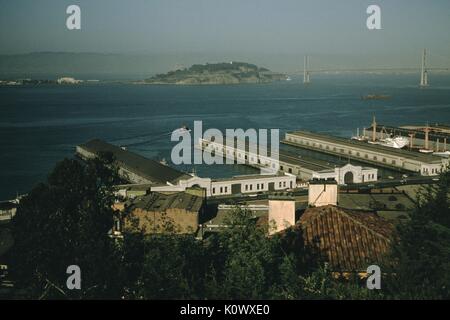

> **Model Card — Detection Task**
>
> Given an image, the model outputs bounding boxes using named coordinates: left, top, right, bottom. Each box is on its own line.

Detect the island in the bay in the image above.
left=140, top=61, right=287, bottom=85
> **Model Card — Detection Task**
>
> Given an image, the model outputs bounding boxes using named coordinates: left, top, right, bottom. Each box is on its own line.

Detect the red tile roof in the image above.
left=298, top=205, right=395, bottom=271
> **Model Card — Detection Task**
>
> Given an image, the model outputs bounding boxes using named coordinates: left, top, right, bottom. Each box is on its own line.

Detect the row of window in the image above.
left=212, top=186, right=228, bottom=195
left=423, top=167, right=441, bottom=175
left=211, top=180, right=294, bottom=195
left=245, top=183, right=265, bottom=191
left=279, top=165, right=294, bottom=174
left=365, top=173, right=376, bottom=180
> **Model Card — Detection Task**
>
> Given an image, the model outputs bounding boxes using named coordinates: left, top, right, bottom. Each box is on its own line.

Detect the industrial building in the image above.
left=198, top=138, right=378, bottom=184
left=283, top=130, right=448, bottom=176
left=117, top=188, right=206, bottom=235
left=77, top=139, right=298, bottom=199
left=122, top=172, right=297, bottom=198
left=76, top=139, right=191, bottom=184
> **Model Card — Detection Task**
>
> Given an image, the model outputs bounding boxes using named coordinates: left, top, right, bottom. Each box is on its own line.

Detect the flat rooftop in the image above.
left=201, top=136, right=335, bottom=172
left=127, top=191, right=204, bottom=213
left=78, top=139, right=191, bottom=184
left=213, top=172, right=288, bottom=182
left=279, top=150, right=335, bottom=171
left=286, top=130, right=444, bottom=164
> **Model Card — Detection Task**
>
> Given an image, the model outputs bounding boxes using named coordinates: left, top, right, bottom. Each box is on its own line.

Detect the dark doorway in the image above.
left=231, top=184, right=241, bottom=195
left=344, top=171, right=354, bottom=184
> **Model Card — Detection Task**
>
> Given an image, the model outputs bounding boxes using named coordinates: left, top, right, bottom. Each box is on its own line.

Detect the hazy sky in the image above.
left=1, top=0, right=450, bottom=70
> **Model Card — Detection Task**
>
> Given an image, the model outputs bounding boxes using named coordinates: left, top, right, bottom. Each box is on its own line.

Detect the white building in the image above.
left=312, top=163, right=378, bottom=185
left=57, top=77, right=82, bottom=84
left=198, top=138, right=378, bottom=185
left=150, top=172, right=297, bottom=197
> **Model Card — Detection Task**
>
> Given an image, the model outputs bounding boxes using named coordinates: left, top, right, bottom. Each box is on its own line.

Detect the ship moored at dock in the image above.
left=283, top=130, right=448, bottom=176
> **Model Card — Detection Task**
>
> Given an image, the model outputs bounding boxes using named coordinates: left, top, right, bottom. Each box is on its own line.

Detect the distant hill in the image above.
left=142, top=62, right=286, bottom=85
left=0, top=52, right=177, bottom=79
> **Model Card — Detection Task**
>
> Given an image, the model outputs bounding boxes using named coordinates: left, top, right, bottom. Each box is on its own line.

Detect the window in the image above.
left=245, top=185, right=248, bottom=191
left=250, top=185, right=253, bottom=191
left=391, top=160, right=396, bottom=165
left=225, top=186, right=228, bottom=193
left=212, top=188, right=216, bottom=194
left=261, top=183, right=264, bottom=189
left=220, top=187, right=223, bottom=193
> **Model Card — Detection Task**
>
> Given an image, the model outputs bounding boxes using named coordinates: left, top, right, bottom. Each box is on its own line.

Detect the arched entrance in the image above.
left=344, top=171, right=354, bottom=184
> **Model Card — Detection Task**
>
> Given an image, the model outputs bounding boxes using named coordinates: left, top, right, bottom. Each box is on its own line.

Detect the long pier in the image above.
left=283, top=131, right=448, bottom=176
left=198, top=138, right=378, bottom=184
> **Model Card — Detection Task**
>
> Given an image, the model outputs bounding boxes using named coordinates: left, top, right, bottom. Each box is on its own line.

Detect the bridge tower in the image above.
left=303, top=55, right=311, bottom=84
left=420, top=49, right=429, bottom=87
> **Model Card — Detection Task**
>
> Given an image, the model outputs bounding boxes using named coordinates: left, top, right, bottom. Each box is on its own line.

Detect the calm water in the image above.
left=1, top=73, right=450, bottom=199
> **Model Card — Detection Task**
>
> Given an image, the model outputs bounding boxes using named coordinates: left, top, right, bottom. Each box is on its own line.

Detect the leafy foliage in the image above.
left=384, top=170, right=450, bottom=299
left=10, top=158, right=124, bottom=299
left=8, top=157, right=450, bottom=299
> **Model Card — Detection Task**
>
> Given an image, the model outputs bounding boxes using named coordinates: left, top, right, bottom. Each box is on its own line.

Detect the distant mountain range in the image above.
left=0, top=52, right=185, bottom=79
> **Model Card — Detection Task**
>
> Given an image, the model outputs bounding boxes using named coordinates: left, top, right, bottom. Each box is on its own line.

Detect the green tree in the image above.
left=10, top=158, right=124, bottom=299
left=385, top=169, right=450, bottom=299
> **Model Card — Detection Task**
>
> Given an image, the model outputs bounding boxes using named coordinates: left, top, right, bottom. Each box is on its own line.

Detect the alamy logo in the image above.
left=66, top=265, right=81, bottom=290
left=66, top=5, right=81, bottom=30
left=171, top=121, right=280, bottom=174
left=366, top=265, right=381, bottom=290
left=366, top=5, right=381, bottom=30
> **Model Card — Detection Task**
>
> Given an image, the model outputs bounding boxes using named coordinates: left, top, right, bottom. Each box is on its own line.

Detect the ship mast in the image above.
left=372, top=116, right=377, bottom=142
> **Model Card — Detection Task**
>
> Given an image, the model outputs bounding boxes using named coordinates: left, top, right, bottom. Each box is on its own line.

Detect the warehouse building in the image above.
left=198, top=137, right=378, bottom=184
left=283, top=130, right=448, bottom=176
left=76, top=139, right=191, bottom=184
left=150, top=172, right=297, bottom=197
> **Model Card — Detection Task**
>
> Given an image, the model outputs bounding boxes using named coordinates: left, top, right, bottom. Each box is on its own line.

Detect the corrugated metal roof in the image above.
left=78, top=139, right=191, bottom=184
left=128, top=191, right=204, bottom=213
